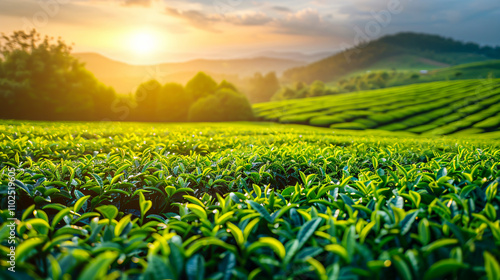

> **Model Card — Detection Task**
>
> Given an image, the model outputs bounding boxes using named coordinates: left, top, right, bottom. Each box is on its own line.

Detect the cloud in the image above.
left=121, top=0, right=152, bottom=7
left=164, top=7, right=345, bottom=38
left=1, top=0, right=500, bottom=55
left=165, top=8, right=272, bottom=32
left=165, top=8, right=221, bottom=32
left=273, top=8, right=343, bottom=36
left=271, top=6, right=292, bottom=13
left=225, top=12, right=272, bottom=25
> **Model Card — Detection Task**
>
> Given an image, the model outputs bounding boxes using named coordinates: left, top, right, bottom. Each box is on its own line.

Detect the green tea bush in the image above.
left=377, top=123, right=408, bottom=131
left=255, top=80, right=500, bottom=136
left=352, top=118, right=378, bottom=128
left=474, top=113, right=500, bottom=129
left=309, top=115, right=346, bottom=126
left=279, top=113, right=326, bottom=124
left=330, top=122, right=367, bottom=130
left=1, top=121, right=500, bottom=279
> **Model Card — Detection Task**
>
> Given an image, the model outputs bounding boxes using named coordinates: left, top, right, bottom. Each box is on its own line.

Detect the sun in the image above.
left=129, top=31, right=158, bottom=55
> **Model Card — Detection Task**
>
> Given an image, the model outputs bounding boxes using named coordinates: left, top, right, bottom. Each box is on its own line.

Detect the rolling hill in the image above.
left=246, top=51, right=334, bottom=63
left=283, top=32, right=500, bottom=84
left=74, top=53, right=307, bottom=94
left=426, top=60, right=500, bottom=80
left=254, top=79, right=500, bottom=138
left=321, top=60, right=500, bottom=94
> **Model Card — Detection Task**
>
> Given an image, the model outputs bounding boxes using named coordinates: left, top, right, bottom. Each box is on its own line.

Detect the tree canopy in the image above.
left=247, top=72, right=280, bottom=103
left=132, top=72, right=254, bottom=122
left=188, top=88, right=254, bottom=122
left=0, top=30, right=116, bottom=121
left=157, top=82, right=191, bottom=122
left=133, top=79, right=162, bottom=121
left=185, top=72, right=218, bottom=100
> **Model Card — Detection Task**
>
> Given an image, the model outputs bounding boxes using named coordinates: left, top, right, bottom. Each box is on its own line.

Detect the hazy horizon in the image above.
left=73, top=49, right=338, bottom=65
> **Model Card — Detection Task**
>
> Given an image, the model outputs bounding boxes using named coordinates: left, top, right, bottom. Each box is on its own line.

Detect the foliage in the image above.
left=0, top=121, right=500, bottom=279
left=246, top=72, right=280, bottom=103
left=157, top=83, right=192, bottom=122
left=272, top=81, right=339, bottom=101
left=185, top=72, right=218, bottom=100
left=188, top=88, right=254, bottom=122
left=134, top=80, right=163, bottom=121
left=0, top=30, right=117, bottom=121
left=217, top=80, right=238, bottom=92
left=275, top=60, right=500, bottom=101
left=131, top=74, right=253, bottom=122
left=255, top=79, right=500, bottom=137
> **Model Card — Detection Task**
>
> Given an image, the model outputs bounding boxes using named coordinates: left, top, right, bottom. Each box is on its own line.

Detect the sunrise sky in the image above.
left=1, top=0, right=499, bottom=65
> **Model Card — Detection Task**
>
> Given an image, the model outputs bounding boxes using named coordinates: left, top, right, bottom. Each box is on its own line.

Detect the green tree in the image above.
left=272, top=87, right=297, bottom=101
left=188, top=88, right=253, bottom=122
left=185, top=72, right=217, bottom=100
left=248, top=72, right=280, bottom=103
left=133, top=79, right=162, bottom=121
left=307, top=80, right=326, bottom=97
left=217, top=80, right=238, bottom=92
left=157, top=82, right=191, bottom=122
left=293, top=82, right=309, bottom=98
left=0, top=29, right=116, bottom=121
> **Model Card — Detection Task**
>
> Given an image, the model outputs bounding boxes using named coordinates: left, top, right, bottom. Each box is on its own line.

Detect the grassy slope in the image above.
left=389, top=60, right=500, bottom=87
left=429, top=60, right=500, bottom=79
left=254, top=79, right=500, bottom=137
left=325, top=60, right=500, bottom=89
left=365, top=53, right=491, bottom=71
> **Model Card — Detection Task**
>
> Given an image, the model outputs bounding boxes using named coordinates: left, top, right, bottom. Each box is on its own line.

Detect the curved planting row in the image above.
left=254, top=79, right=500, bottom=136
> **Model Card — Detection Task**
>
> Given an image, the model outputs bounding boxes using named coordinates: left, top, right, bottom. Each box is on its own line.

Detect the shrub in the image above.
left=247, top=72, right=280, bottom=103
left=353, top=118, right=378, bottom=128
left=188, top=89, right=254, bottom=122
left=157, top=82, right=192, bottom=122
left=279, top=112, right=325, bottom=123
left=474, top=114, right=500, bottom=129
left=217, top=80, right=238, bottom=92
left=309, top=115, right=346, bottom=126
left=378, top=123, right=408, bottom=131
left=185, top=72, right=218, bottom=100
left=134, top=80, right=162, bottom=121
left=407, top=123, right=438, bottom=133
left=330, top=122, right=367, bottom=130
left=272, top=87, right=298, bottom=101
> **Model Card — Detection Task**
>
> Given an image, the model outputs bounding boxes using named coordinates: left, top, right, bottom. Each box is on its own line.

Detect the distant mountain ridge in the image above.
left=283, top=32, right=500, bottom=83
left=73, top=53, right=307, bottom=94
left=246, top=51, right=334, bottom=63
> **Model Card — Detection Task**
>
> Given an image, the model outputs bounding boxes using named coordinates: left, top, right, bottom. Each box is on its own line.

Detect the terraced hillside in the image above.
left=254, top=79, right=500, bottom=138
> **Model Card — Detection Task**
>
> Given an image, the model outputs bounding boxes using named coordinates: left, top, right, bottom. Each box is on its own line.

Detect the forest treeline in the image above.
left=129, top=73, right=253, bottom=122
left=0, top=30, right=254, bottom=122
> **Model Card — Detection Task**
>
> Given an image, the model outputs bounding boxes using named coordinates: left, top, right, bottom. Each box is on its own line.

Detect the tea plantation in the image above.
left=254, top=79, right=500, bottom=137
left=1, top=121, right=500, bottom=279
